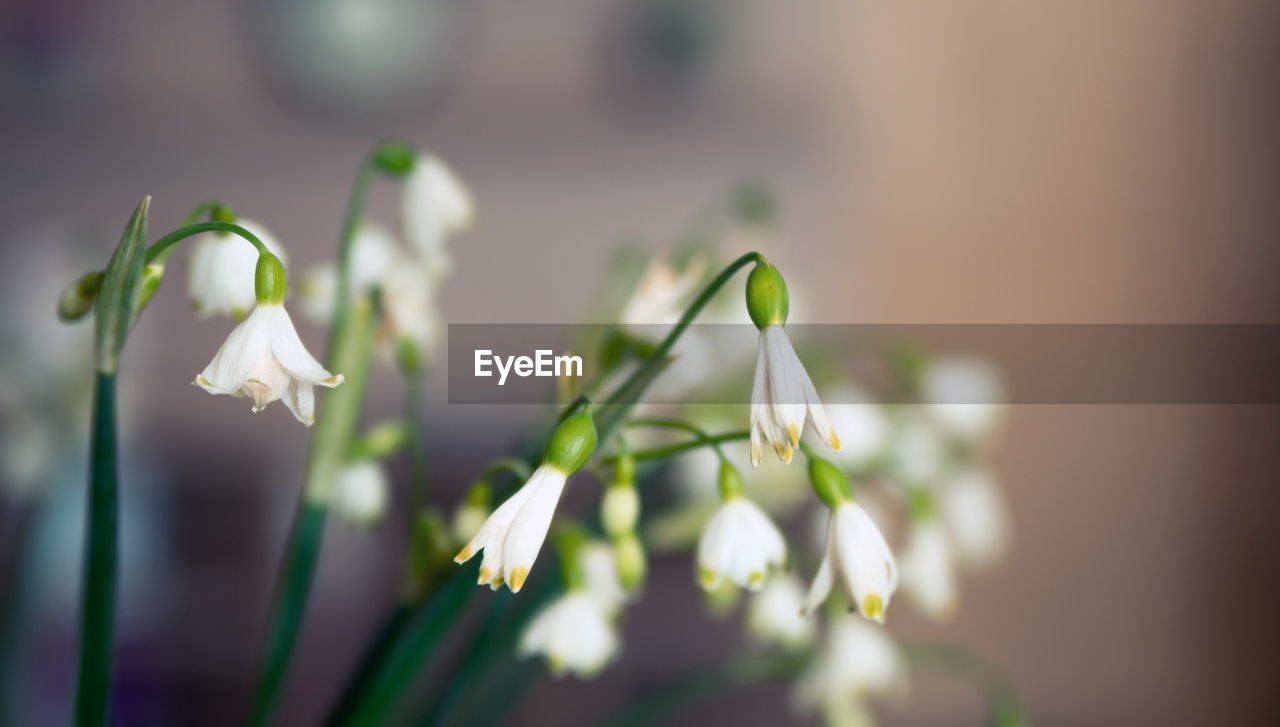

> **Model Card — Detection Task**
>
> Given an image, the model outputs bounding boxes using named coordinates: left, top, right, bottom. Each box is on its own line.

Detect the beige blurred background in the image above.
left=2, top=0, right=1278, bottom=725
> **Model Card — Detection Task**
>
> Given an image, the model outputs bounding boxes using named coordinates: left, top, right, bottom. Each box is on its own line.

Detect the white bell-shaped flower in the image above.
left=455, top=464, right=567, bottom=592
left=803, top=501, right=898, bottom=623
left=297, top=223, right=398, bottom=324
left=332, top=461, right=389, bottom=529
left=188, top=219, right=287, bottom=320
left=746, top=572, right=814, bottom=648
left=519, top=590, right=619, bottom=678
left=899, top=519, right=958, bottom=619
left=580, top=541, right=628, bottom=614
left=195, top=302, right=343, bottom=426
left=792, top=613, right=906, bottom=722
left=380, top=255, right=442, bottom=362
left=750, top=325, right=840, bottom=465
left=697, top=491, right=787, bottom=591
left=402, top=153, right=475, bottom=279
left=941, top=466, right=1010, bottom=569
left=922, top=356, right=1006, bottom=443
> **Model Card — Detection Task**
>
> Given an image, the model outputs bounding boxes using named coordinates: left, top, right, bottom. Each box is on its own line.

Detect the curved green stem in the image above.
left=627, top=417, right=730, bottom=464
left=602, top=430, right=750, bottom=464
left=478, top=458, right=533, bottom=484
left=593, top=251, right=763, bottom=442
left=328, top=159, right=375, bottom=362
left=181, top=200, right=231, bottom=226
left=73, top=372, right=118, bottom=727
left=144, top=221, right=269, bottom=264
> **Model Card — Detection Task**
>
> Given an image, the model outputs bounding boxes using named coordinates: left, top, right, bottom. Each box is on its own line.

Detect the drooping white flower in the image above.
left=402, top=154, right=475, bottom=279
left=746, top=572, right=814, bottom=648
left=922, top=356, right=1006, bottom=443
left=899, top=520, right=958, bottom=619
left=940, top=466, right=1010, bottom=569
left=379, top=255, right=442, bottom=361
left=803, top=501, right=898, bottom=623
left=620, top=257, right=706, bottom=330
left=750, top=325, right=840, bottom=465
left=195, top=303, right=343, bottom=426
left=580, top=541, right=628, bottom=614
left=297, top=223, right=398, bottom=324
left=188, top=219, right=287, bottom=320
left=792, top=613, right=906, bottom=723
left=697, top=495, right=787, bottom=591
left=332, top=461, right=389, bottom=529
left=455, top=464, right=569, bottom=592
left=824, top=385, right=890, bottom=471
left=886, top=410, right=950, bottom=486
left=519, top=590, right=619, bottom=678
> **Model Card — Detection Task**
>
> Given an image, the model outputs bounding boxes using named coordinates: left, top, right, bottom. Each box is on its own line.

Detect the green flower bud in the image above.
left=254, top=252, right=287, bottom=305
left=614, top=533, right=648, bottom=592
left=613, top=451, right=635, bottom=487
left=542, top=408, right=597, bottom=474
left=807, top=456, right=852, bottom=508
left=373, top=140, right=416, bottom=176
left=906, top=487, right=936, bottom=522
left=210, top=204, right=237, bottom=224
left=745, top=261, right=788, bottom=329
left=57, top=271, right=103, bottom=321
left=717, top=460, right=745, bottom=500
left=348, top=419, right=410, bottom=459
left=602, top=481, right=640, bottom=538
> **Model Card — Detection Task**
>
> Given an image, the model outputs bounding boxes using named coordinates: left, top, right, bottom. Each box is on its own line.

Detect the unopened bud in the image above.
left=254, top=253, right=287, bottom=305
left=57, top=271, right=103, bottom=321
left=745, top=261, right=789, bottom=329
left=602, top=482, right=640, bottom=537
left=542, top=408, right=597, bottom=474
left=614, top=533, right=647, bottom=592
left=807, top=456, right=852, bottom=509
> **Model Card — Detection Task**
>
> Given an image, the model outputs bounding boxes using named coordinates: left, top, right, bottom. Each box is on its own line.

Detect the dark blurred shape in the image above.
left=0, top=0, right=96, bottom=104
left=596, top=0, right=725, bottom=114
left=243, top=0, right=472, bottom=129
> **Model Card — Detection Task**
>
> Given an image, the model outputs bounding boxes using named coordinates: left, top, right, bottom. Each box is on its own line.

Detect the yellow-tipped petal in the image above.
left=509, top=567, right=529, bottom=592
left=321, top=374, right=344, bottom=387
left=750, top=442, right=763, bottom=467
left=828, top=430, right=842, bottom=451
left=477, top=566, right=491, bottom=584
left=454, top=545, right=473, bottom=563
left=699, top=566, right=719, bottom=590
left=861, top=593, right=885, bottom=622
left=786, top=423, right=800, bottom=448
left=489, top=576, right=504, bottom=590
left=748, top=571, right=764, bottom=588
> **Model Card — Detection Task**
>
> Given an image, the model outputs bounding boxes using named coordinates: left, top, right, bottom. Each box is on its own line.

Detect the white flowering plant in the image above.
left=44, top=142, right=1029, bottom=727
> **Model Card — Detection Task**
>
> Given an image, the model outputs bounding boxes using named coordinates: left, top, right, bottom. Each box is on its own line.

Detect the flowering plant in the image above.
left=49, top=141, right=1027, bottom=727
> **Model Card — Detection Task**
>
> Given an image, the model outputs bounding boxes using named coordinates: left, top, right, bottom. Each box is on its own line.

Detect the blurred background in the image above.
left=2, top=0, right=1280, bottom=725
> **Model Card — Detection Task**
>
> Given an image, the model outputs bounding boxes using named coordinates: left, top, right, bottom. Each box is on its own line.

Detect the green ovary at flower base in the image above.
left=454, top=407, right=598, bottom=593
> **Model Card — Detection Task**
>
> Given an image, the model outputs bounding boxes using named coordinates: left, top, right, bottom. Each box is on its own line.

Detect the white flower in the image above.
left=402, top=154, right=474, bottom=279
left=887, top=410, right=949, bottom=486
left=746, top=573, right=814, bottom=648
left=940, top=466, right=1010, bottom=569
left=792, top=613, right=906, bottom=723
left=824, top=385, right=890, bottom=470
left=188, top=219, right=287, bottom=319
left=332, top=461, right=389, bottom=528
left=697, top=496, right=787, bottom=591
left=519, top=591, right=619, bottom=678
left=899, top=520, right=958, bottom=619
left=804, top=501, right=898, bottom=623
left=922, top=356, right=1006, bottom=443
left=620, top=258, right=705, bottom=330
left=750, top=325, right=840, bottom=465
left=297, top=223, right=398, bottom=324
left=194, top=303, right=343, bottom=426
left=580, top=542, right=628, bottom=614
left=379, top=255, right=442, bottom=361
left=454, top=464, right=568, bottom=592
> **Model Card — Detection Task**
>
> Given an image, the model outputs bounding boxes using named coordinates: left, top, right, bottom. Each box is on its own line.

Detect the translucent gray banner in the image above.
left=445, top=324, right=1280, bottom=405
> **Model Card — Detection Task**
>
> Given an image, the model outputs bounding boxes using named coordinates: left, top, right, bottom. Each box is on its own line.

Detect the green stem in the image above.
left=627, top=417, right=730, bottom=464
left=478, top=458, right=533, bottom=484
left=403, top=366, right=429, bottom=514
left=328, top=159, right=375, bottom=363
left=246, top=300, right=378, bottom=726
left=73, top=372, right=118, bottom=727
left=602, top=430, right=750, bottom=464
left=593, top=251, right=763, bottom=443
left=144, top=221, right=270, bottom=264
